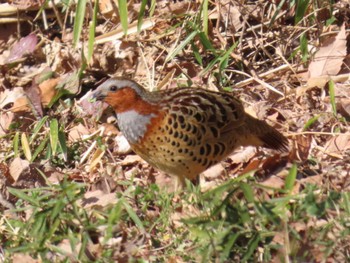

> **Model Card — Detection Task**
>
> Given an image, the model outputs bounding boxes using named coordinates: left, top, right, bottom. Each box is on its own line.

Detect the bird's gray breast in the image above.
left=117, top=110, right=155, bottom=144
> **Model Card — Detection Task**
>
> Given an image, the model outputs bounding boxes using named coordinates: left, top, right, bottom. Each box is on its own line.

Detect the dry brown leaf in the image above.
left=240, top=159, right=262, bottom=175
left=11, top=253, right=39, bottom=263
left=289, top=134, right=312, bottom=162
left=338, top=98, right=350, bottom=119
left=0, top=87, right=26, bottom=111
left=299, top=174, right=323, bottom=187
left=259, top=176, right=285, bottom=194
left=0, top=111, right=14, bottom=135
left=308, top=24, right=347, bottom=79
left=324, top=134, right=350, bottom=155
left=46, top=171, right=65, bottom=185
left=99, top=0, right=117, bottom=15
left=39, top=77, right=59, bottom=105
left=8, top=0, right=44, bottom=9
left=1, top=77, right=58, bottom=114
left=26, top=79, right=43, bottom=118
left=219, top=0, right=242, bottom=32
left=80, top=190, right=118, bottom=208
left=68, top=123, right=90, bottom=142
left=121, top=155, right=144, bottom=166
left=5, top=33, right=38, bottom=63
left=9, top=157, right=30, bottom=182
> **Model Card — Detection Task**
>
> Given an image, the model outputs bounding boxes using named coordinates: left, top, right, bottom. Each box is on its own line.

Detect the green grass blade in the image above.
left=328, top=79, right=337, bottom=116
left=73, top=0, right=87, bottom=48
left=285, top=163, right=297, bottom=193
left=197, top=31, right=214, bottom=50
left=191, top=42, right=203, bottom=66
left=30, top=115, right=49, bottom=144
left=58, top=131, right=68, bottom=161
left=343, top=192, right=350, bottom=214
left=87, top=0, right=98, bottom=63
left=31, top=136, right=49, bottom=162
left=137, top=0, right=147, bottom=32
left=104, top=200, right=123, bottom=242
left=240, top=182, right=255, bottom=203
left=303, top=115, right=320, bottom=131
left=13, top=132, right=19, bottom=157
left=241, top=233, right=260, bottom=262
left=118, top=0, right=128, bottom=35
left=49, top=119, right=59, bottom=156
left=149, top=0, right=156, bottom=17
left=270, top=0, right=287, bottom=26
left=300, top=33, right=309, bottom=63
left=7, top=188, right=40, bottom=206
left=219, top=43, right=237, bottom=72
left=295, top=0, right=310, bottom=25
left=165, top=30, right=198, bottom=63
left=123, top=199, right=145, bottom=232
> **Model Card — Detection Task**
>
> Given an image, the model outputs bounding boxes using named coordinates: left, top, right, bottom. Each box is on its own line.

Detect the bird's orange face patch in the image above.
left=104, top=87, right=159, bottom=115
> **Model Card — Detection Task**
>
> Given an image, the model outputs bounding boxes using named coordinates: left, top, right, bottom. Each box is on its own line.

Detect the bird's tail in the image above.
left=240, top=114, right=289, bottom=152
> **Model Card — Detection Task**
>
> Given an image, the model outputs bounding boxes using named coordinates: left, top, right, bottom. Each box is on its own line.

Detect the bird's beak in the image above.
left=91, top=90, right=105, bottom=101
left=91, top=83, right=108, bottom=101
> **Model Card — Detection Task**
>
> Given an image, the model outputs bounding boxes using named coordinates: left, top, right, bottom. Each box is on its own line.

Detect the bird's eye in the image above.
left=110, top=85, right=118, bottom=91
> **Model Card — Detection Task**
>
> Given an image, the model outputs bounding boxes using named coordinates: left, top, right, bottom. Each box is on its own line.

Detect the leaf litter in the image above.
left=0, top=0, right=349, bottom=261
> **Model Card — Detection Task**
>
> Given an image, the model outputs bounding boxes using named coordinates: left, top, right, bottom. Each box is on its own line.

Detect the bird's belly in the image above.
left=131, top=143, right=206, bottom=180
left=130, top=135, right=229, bottom=180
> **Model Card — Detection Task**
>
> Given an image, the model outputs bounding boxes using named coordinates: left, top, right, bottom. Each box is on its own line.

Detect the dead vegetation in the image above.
left=0, top=0, right=350, bottom=262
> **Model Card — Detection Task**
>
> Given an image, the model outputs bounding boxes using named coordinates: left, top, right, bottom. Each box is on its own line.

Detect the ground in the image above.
left=0, top=0, right=350, bottom=262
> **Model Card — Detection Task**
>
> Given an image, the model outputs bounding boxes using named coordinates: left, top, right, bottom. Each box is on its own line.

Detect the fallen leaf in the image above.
left=25, top=79, right=43, bottom=118
left=11, top=253, right=39, bottom=263
left=338, top=98, right=350, bottom=119
left=68, top=123, right=90, bottom=141
left=308, top=24, right=347, bottom=78
left=80, top=190, right=118, bottom=208
left=219, top=0, right=242, bottom=32
left=6, top=33, right=38, bottom=63
left=9, top=157, right=30, bottom=182
left=0, top=162, right=13, bottom=184
left=0, top=111, right=14, bottom=135
left=39, top=77, right=60, bottom=105
left=299, top=174, right=323, bottom=187
left=259, top=176, right=285, bottom=194
left=99, top=0, right=117, bottom=15
left=121, top=155, right=144, bottom=166
left=289, top=134, right=312, bottom=162
left=324, top=134, right=350, bottom=155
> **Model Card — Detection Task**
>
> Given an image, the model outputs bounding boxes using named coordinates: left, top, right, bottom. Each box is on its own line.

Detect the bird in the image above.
left=92, top=78, right=289, bottom=187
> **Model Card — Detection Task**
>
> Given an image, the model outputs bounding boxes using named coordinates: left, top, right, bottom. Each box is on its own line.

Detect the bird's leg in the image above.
left=174, top=175, right=186, bottom=192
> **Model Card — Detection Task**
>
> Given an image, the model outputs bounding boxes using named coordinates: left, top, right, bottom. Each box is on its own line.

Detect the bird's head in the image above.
left=92, top=78, right=156, bottom=114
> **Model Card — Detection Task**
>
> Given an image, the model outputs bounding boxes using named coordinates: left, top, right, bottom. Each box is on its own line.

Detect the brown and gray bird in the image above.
left=93, top=78, right=288, bottom=186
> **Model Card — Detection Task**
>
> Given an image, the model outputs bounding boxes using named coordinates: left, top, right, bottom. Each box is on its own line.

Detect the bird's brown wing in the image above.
left=161, top=89, right=244, bottom=139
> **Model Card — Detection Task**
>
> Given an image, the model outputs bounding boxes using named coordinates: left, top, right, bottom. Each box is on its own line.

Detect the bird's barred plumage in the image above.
left=93, top=78, right=289, bottom=184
